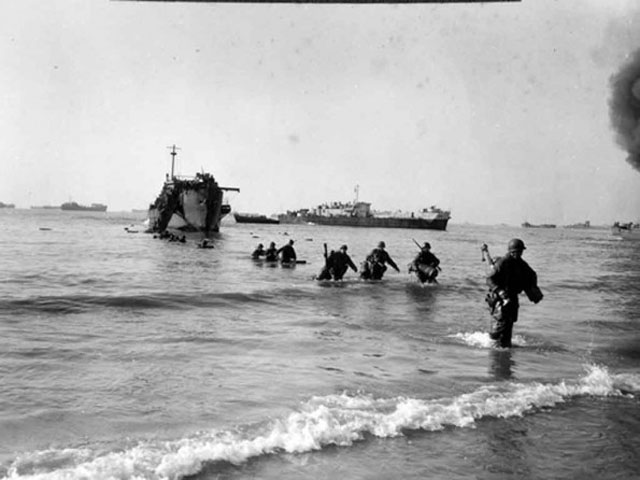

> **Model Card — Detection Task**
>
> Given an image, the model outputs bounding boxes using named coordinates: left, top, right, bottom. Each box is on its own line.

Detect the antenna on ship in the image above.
left=354, top=184, right=359, bottom=203
left=167, top=144, right=181, bottom=179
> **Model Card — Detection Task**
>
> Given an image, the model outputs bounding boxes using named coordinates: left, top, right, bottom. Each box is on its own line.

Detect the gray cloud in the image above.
left=609, top=48, right=640, bottom=173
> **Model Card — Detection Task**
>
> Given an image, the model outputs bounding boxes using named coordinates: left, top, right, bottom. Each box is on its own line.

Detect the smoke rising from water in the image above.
left=609, top=48, right=640, bottom=173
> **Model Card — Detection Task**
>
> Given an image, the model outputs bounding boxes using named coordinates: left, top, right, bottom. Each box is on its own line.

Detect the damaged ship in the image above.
left=146, top=146, right=240, bottom=234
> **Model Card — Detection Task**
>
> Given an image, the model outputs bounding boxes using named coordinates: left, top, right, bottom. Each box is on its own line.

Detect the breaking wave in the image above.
left=3, top=365, right=638, bottom=480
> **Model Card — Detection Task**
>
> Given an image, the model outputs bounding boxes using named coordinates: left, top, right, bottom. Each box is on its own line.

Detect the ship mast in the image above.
left=354, top=184, right=359, bottom=203
left=167, top=144, right=181, bottom=179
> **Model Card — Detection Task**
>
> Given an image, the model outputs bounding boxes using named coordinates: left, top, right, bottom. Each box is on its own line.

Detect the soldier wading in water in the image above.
left=409, top=241, right=441, bottom=284
left=482, top=238, right=543, bottom=348
left=360, top=241, right=400, bottom=280
left=317, top=244, right=358, bottom=281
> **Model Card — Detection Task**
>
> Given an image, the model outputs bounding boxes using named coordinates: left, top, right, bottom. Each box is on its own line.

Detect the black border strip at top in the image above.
left=113, top=1, right=520, bottom=4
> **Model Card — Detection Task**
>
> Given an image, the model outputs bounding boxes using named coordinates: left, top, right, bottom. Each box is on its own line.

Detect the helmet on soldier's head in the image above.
left=508, top=238, right=526, bottom=252
left=378, top=241, right=386, bottom=248
left=422, top=242, right=431, bottom=250
left=340, top=245, right=348, bottom=251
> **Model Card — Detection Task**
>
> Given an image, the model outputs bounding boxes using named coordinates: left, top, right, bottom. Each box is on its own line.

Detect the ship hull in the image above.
left=234, top=213, right=279, bottom=225
left=277, top=214, right=449, bottom=230
left=148, top=185, right=226, bottom=233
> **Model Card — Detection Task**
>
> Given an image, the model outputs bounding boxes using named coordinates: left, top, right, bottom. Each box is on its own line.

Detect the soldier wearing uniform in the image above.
left=317, top=244, right=358, bottom=281
left=277, top=240, right=297, bottom=263
left=484, top=238, right=543, bottom=348
left=265, top=242, right=278, bottom=262
left=360, top=241, right=400, bottom=280
left=409, top=242, right=440, bottom=284
left=251, top=243, right=265, bottom=259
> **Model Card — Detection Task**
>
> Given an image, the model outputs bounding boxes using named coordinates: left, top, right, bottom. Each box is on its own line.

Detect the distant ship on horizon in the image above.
left=522, top=221, right=556, bottom=228
left=0, top=202, right=15, bottom=209
left=563, top=221, right=590, bottom=229
left=61, top=202, right=107, bottom=212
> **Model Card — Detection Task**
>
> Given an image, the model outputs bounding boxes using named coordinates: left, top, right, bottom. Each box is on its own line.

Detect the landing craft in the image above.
left=146, top=145, right=239, bottom=234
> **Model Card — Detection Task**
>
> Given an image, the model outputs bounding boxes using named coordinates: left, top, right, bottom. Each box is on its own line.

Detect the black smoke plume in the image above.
left=609, top=48, right=640, bottom=173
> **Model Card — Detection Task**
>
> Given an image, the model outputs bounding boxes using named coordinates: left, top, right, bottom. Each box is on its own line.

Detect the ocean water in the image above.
left=1, top=208, right=639, bottom=480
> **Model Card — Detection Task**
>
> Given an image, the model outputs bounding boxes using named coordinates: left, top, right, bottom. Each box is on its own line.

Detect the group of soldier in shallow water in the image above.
left=251, top=239, right=440, bottom=283
left=251, top=237, right=543, bottom=349
left=251, top=239, right=298, bottom=263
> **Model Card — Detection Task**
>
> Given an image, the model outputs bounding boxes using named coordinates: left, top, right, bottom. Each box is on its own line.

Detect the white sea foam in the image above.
left=453, top=331, right=494, bottom=348
left=453, top=331, right=527, bottom=348
left=4, top=365, right=638, bottom=480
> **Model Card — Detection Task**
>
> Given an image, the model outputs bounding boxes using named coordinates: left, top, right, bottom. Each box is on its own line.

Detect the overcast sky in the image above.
left=2, top=0, right=640, bottom=225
